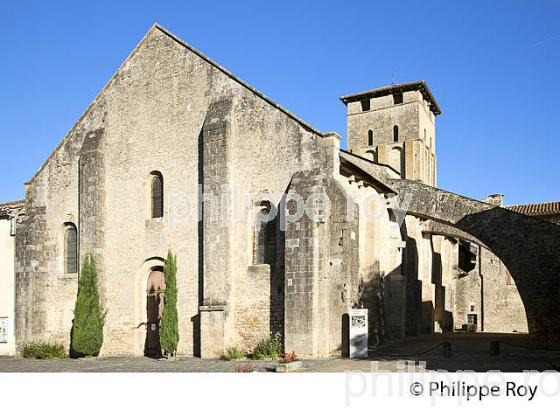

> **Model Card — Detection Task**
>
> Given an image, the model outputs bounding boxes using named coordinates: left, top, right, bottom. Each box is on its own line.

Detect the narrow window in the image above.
left=65, top=224, right=78, bottom=274
left=151, top=172, right=164, bottom=218
left=393, top=125, right=399, bottom=142
left=424, top=129, right=427, bottom=140
left=254, top=201, right=277, bottom=265
left=360, top=99, right=370, bottom=112
left=393, top=92, right=403, bottom=104
left=367, top=130, right=374, bottom=146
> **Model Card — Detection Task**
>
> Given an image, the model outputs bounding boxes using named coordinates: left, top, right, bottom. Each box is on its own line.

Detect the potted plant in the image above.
left=276, top=351, right=302, bottom=372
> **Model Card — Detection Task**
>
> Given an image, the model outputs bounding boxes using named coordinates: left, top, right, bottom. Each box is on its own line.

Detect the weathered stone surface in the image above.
left=387, top=179, right=560, bottom=337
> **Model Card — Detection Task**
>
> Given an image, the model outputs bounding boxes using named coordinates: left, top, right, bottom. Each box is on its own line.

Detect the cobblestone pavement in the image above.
left=2, top=333, right=559, bottom=373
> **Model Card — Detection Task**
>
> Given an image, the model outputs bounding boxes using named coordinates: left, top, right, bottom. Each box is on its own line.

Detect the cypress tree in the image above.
left=160, top=250, right=179, bottom=356
left=70, top=252, right=105, bottom=357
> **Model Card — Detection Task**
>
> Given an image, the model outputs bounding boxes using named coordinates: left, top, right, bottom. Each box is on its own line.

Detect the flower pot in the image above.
left=276, top=360, right=302, bottom=373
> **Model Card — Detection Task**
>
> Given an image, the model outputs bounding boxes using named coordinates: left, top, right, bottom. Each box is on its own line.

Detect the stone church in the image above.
left=1, top=24, right=559, bottom=358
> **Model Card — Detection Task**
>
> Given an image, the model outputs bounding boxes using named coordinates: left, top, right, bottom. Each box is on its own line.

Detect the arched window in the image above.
left=367, top=130, right=374, bottom=146
left=253, top=201, right=277, bottom=265
left=393, top=125, right=399, bottom=142
left=65, top=224, right=78, bottom=274
left=151, top=172, right=164, bottom=218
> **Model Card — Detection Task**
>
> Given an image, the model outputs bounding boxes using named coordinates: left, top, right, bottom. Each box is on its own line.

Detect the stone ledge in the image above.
left=199, top=305, right=226, bottom=312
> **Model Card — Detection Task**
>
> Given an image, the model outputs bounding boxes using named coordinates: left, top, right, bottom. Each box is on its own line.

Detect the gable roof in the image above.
left=27, top=24, right=324, bottom=185
left=339, top=80, right=441, bottom=115
left=506, top=201, right=560, bottom=217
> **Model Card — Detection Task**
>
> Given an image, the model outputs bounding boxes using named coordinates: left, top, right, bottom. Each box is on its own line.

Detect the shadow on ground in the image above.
left=2, top=333, right=559, bottom=373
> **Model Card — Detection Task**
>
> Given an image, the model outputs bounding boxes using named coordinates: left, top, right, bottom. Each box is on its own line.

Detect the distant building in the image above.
left=0, top=201, right=23, bottom=355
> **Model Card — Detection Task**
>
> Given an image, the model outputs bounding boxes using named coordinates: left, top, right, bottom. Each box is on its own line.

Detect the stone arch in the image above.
left=387, top=179, right=560, bottom=337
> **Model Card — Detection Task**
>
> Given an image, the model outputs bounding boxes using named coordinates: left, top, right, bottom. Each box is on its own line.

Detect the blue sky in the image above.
left=1, top=0, right=558, bottom=205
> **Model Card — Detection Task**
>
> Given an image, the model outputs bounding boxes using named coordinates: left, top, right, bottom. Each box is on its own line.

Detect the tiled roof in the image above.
left=506, top=201, right=560, bottom=217
left=339, top=80, right=442, bottom=115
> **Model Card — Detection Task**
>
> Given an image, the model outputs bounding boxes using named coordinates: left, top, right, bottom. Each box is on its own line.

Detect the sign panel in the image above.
left=349, top=309, right=368, bottom=359
left=0, top=317, right=8, bottom=343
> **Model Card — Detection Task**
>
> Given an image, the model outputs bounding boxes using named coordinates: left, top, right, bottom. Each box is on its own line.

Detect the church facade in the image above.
left=2, top=24, right=547, bottom=358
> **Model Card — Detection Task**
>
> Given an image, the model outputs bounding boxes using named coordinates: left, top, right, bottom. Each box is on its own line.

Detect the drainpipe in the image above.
left=11, top=215, right=17, bottom=353
left=478, top=246, right=484, bottom=332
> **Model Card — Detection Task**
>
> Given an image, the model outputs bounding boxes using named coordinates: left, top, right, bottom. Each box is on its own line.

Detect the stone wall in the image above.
left=480, top=248, right=528, bottom=333
left=15, top=25, right=325, bottom=357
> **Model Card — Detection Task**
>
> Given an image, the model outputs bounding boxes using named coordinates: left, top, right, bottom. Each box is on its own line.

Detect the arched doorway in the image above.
left=145, top=267, right=166, bottom=357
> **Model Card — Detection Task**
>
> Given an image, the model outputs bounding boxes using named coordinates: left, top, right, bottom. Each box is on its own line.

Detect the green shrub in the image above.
left=252, top=334, right=282, bottom=359
left=222, top=346, right=246, bottom=361
left=160, top=250, right=179, bottom=356
left=19, top=341, right=65, bottom=359
left=70, top=252, right=105, bottom=357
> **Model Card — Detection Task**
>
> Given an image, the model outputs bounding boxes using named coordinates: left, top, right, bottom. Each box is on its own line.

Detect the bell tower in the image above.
left=340, top=81, right=441, bottom=186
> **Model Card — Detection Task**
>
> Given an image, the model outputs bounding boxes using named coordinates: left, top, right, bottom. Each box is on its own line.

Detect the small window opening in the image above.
left=393, top=125, right=399, bottom=142
left=367, top=130, right=374, bottom=146
left=253, top=201, right=277, bottom=265
left=65, top=224, right=78, bottom=274
left=393, top=93, right=403, bottom=104
left=151, top=172, right=164, bottom=218
left=361, top=99, right=370, bottom=112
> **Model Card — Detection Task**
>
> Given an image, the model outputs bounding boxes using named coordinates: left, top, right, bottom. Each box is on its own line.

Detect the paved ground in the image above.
left=308, top=333, right=560, bottom=372
left=2, top=333, right=559, bottom=372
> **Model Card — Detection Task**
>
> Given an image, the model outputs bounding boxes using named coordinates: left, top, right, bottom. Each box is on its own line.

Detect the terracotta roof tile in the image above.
left=506, top=201, right=560, bottom=217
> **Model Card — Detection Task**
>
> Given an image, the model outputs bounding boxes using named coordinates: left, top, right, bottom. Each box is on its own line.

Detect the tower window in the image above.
left=393, top=125, right=399, bottom=142
left=361, top=99, right=370, bottom=112
left=367, top=130, right=374, bottom=146
left=393, top=93, right=403, bottom=105
left=150, top=172, right=164, bottom=218
left=65, top=224, right=78, bottom=274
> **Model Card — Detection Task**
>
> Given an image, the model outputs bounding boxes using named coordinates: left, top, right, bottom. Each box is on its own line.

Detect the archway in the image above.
left=145, top=267, right=166, bottom=357
left=388, top=178, right=560, bottom=338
